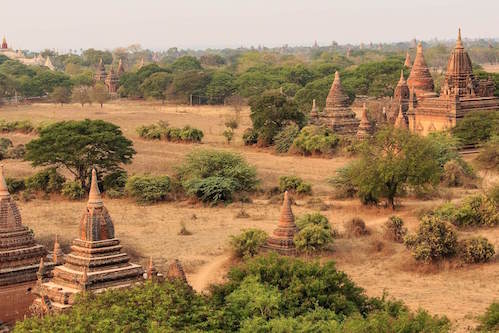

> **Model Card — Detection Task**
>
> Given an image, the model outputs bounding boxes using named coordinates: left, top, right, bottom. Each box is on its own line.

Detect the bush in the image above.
left=179, top=126, right=203, bottom=143
left=296, top=212, right=331, bottom=231
left=242, top=128, right=258, bottom=145
left=137, top=122, right=203, bottom=143
left=178, top=150, right=258, bottom=204
left=488, top=185, right=499, bottom=206
left=125, top=175, right=171, bottom=204
left=225, top=118, right=238, bottom=130
left=0, top=120, right=34, bottom=134
left=0, top=137, right=12, bottom=150
left=6, top=144, right=26, bottom=159
left=6, top=178, right=25, bottom=194
left=476, top=136, right=499, bottom=172
left=230, top=229, right=268, bottom=258
left=102, top=170, right=127, bottom=192
left=61, top=181, right=85, bottom=200
left=451, top=110, right=499, bottom=145
left=383, top=216, right=408, bottom=243
left=223, top=128, right=234, bottom=144
left=458, top=237, right=495, bottom=264
left=291, top=125, right=339, bottom=156
left=404, top=216, right=458, bottom=263
left=274, top=124, right=299, bottom=153
left=329, top=165, right=357, bottom=199
left=432, top=195, right=498, bottom=228
left=137, top=124, right=164, bottom=140
left=278, top=175, right=312, bottom=195
left=441, top=160, right=474, bottom=187
left=25, top=168, right=66, bottom=193
left=344, top=218, right=369, bottom=237
left=294, top=225, right=333, bottom=254
left=476, top=302, right=499, bottom=332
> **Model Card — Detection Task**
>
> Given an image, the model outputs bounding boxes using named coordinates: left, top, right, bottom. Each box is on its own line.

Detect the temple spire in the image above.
left=0, top=165, right=10, bottom=197
left=278, top=191, right=294, bottom=227
left=404, top=51, right=412, bottom=67
left=87, top=169, right=103, bottom=208
left=399, top=69, right=405, bottom=83
left=456, top=28, right=463, bottom=48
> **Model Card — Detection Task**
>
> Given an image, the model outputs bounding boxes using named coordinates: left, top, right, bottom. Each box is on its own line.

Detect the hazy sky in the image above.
left=3, top=0, right=498, bottom=51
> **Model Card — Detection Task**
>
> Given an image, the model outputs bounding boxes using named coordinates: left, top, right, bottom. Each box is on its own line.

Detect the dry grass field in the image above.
left=0, top=101, right=497, bottom=332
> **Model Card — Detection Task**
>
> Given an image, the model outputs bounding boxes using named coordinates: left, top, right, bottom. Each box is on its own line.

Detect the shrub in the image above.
left=0, top=137, right=13, bottom=150
left=230, top=228, right=268, bottom=258
left=451, top=110, right=499, bottom=145
left=177, top=150, right=258, bottom=204
left=291, top=125, right=339, bottom=156
left=125, top=175, right=171, bottom=204
left=61, top=181, right=85, bottom=200
left=242, top=128, right=258, bottom=145
left=225, top=118, right=238, bottom=130
left=223, top=128, right=234, bottom=144
left=180, top=126, right=203, bottom=143
left=6, top=178, right=25, bottom=194
left=25, top=168, right=66, bottom=193
left=458, top=237, right=495, bottom=264
left=344, top=218, right=369, bottom=237
left=383, top=216, right=408, bottom=243
left=404, top=216, right=458, bottom=263
left=432, top=195, right=498, bottom=228
left=0, top=120, right=34, bottom=134
left=278, top=175, right=312, bottom=195
left=137, top=124, right=164, bottom=140
left=274, top=124, right=299, bottom=154
left=6, top=144, right=26, bottom=159
left=441, top=160, right=474, bottom=187
left=294, top=225, right=333, bottom=254
left=476, top=136, right=499, bottom=172
left=137, top=122, right=203, bottom=143
left=296, top=212, right=331, bottom=231
left=488, top=185, right=499, bottom=205
left=102, top=170, right=127, bottom=192
left=476, top=302, right=499, bottom=332
left=328, top=165, right=357, bottom=199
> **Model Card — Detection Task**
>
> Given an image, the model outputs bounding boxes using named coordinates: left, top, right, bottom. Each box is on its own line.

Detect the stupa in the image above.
left=316, top=71, right=360, bottom=134
left=32, top=169, right=144, bottom=311
left=404, top=51, right=412, bottom=67
left=393, top=69, right=410, bottom=116
left=394, top=105, right=408, bottom=129
left=117, top=58, right=125, bottom=77
left=1, top=37, right=7, bottom=50
left=407, top=42, right=435, bottom=96
left=94, top=58, right=107, bottom=82
left=105, top=67, right=119, bottom=93
left=406, top=29, right=499, bottom=135
left=262, top=191, right=298, bottom=256
left=356, top=104, right=372, bottom=139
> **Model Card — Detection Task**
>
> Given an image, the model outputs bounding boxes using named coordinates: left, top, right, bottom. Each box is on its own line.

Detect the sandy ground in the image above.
left=0, top=101, right=497, bottom=332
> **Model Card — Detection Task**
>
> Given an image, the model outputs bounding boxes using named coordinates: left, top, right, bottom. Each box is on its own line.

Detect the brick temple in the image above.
left=32, top=169, right=144, bottom=312
left=0, top=166, right=53, bottom=323
left=262, top=191, right=298, bottom=256
left=312, top=71, right=360, bottom=134
left=356, top=103, right=372, bottom=139
left=406, top=29, right=499, bottom=135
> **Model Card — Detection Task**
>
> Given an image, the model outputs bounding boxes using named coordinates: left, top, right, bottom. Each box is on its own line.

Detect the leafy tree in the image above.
left=168, top=70, right=212, bottom=103
left=118, top=72, right=142, bottom=98
left=451, top=111, right=499, bottom=145
left=249, top=90, right=305, bottom=145
left=230, top=229, right=268, bottom=258
left=25, top=119, right=135, bottom=189
left=476, top=136, right=499, bottom=172
left=71, top=86, right=92, bottom=107
left=49, top=86, right=72, bottom=106
left=81, top=48, right=113, bottom=66
left=140, top=72, right=173, bottom=102
left=171, top=55, right=202, bottom=72
left=90, top=82, right=110, bottom=107
left=206, top=71, right=236, bottom=102
left=70, top=71, right=94, bottom=87
left=200, top=54, right=226, bottom=66
left=125, top=175, right=171, bottom=204
left=235, top=69, right=281, bottom=98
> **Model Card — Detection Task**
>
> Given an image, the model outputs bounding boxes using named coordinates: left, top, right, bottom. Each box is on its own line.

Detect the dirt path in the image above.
left=188, top=253, right=231, bottom=292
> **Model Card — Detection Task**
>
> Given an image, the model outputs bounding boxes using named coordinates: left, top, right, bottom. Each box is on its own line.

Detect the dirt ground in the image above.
left=0, top=101, right=497, bottom=332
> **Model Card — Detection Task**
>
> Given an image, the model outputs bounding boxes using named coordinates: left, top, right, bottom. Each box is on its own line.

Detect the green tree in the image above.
left=171, top=55, right=202, bottom=72
left=206, top=71, right=236, bottom=102
left=168, top=70, right=211, bottom=103
left=71, top=86, right=91, bottom=107
left=90, top=82, right=110, bottom=108
left=25, top=119, right=135, bottom=189
left=49, top=86, right=72, bottom=106
left=140, top=72, right=173, bottom=102
left=451, top=110, right=499, bottom=145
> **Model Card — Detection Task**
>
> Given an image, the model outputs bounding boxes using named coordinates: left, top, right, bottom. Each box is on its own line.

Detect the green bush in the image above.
left=6, top=144, right=26, bottom=159
left=404, top=216, right=458, bottom=263
left=488, top=185, right=499, bottom=206
left=137, top=122, right=203, bottom=143
left=177, top=149, right=258, bottom=204
left=432, top=195, right=498, bottom=228
left=230, top=228, right=268, bottom=258
left=179, top=126, right=204, bottom=143
left=274, top=124, right=299, bottom=153
left=292, top=125, right=339, bottom=155
left=296, top=212, right=331, bottom=231
left=0, top=137, right=13, bottom=150
left=102, top=170, right=127, bottom=192
left=125, top=175, right=171, bottom=204
left=458, top=237, right=495, bottom=264
left=383, top=216, right=408, bottom=243
left=61, top=181, right=85, bottom=200
left=451, top=110, right=499, bottom=145
left=294, top=224, right=333, bottom=254
left=6, top=178, right=25, bottom=194
left=136, top=124, right=164, bottom=140
left=242, top=127, right=258, bottom=145
left=476, top=302, right=499, bottom=332
left=278, top=175, right=312, bottom=195
left=223, top=128, right=234, bottom=144
left=0, top=120, right=34, bottom=133
left=329, top=165, right=357, bottom=199
left=25, top=168, right=66, bottom=193
left=225, top=119, right=239, bottom=129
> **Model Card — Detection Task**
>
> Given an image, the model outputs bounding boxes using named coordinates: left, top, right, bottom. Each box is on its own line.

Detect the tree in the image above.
left=249, top=90, right=305, bottom=145
left=451, top=110, right=499, bottom=145
left=25, top=119, right=135, bottom=189
left=171, top=55, right=202, bottom=72
left=49, top=86, right=71, bottom=106
left=168, top=70, right=212, bottom=103
left=71, top=86, right=91, bottom=107
left=140, top=72, right=172, bottom=102
left=206, top=71, right=236, bottom=102
left=343, top=126, right=442, bottom=209
left=91, top=83, right=110, bottom=107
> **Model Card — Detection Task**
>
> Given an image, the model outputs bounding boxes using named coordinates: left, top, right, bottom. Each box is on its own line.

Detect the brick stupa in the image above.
left=404, top=50, right=412, bottom=68
left=117, top=58, right=125, bottom=77
left=105, top=67, right=118, bottom=93
left=318, top=71, right=360, bottom=134
left=356, top=104, right=372, bottom=139
left=263, top=191, right=298, bottom=256
left=407, top=42, right=435, bottom=96
left=94, top=58, right=107, bottom=82
left=32, top=169, right=144, bottom=311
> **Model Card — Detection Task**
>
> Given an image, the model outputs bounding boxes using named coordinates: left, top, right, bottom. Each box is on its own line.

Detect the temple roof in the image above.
left=394, top=69, right=410, bottom=101
left=356, top=103, right=372, bottom=139
left=407, top=42, right=434, bottom=95
left=446, top=28, right=473, bottom=76
left=325, top=71, right=349, bottom=108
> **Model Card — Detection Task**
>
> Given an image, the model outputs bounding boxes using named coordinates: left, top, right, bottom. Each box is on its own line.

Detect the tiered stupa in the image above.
left=33, top=170, right=144, bottom=311
left=406, top=29, right=499, bottom=135
left=94, top=58, right=107, bottom=82
left=262, top=191, right=298, bottom=256
left=394, top=105, right=408, bottom=129
left=393, top=69, right=410, bottom=116
left=404, top=51, right=412, bottom=67
left=356, top=104, right=372, bottom=139
left=1, top=37, right=7, bottom=49
left=105, top=67, right=119, bottom=93
left=309, top=99, right=320, bottom=125
left=407, top=42, right=435, bottom=96
left=317, top=71, right=360, bottom=134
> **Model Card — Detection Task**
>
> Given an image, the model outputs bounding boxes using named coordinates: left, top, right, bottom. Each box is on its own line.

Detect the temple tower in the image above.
left=394, top=69, right=410, bottom=115
left=356, top=103, right=372, bottom=139
left=1, top=37, right=7, bottom=50
left=117, top=58, right=125, bottom=77
left=94, top=58, right=107, bottom=82
left=407, top=42, right=434, bottom=96
left=404, top=50, right=412, bottom=68
left=263, top=191, right=298, bottom=256
left=105, top=67, right=119, bottom=93
left=321, top=71, right=360, bottom=134
left=394, top=105, right=408, bottom=129
left=32, top=170, right=144, bottom=312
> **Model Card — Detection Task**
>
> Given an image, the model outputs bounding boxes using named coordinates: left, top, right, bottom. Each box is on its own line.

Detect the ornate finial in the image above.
left=0, top=165, right=10, bottom=197
left=456, top=28, right=463, bottom=48
left=400, top=69, right=404, bottom=81
left=87, top=169, right=103, bottom=208
left=53, top=235, right=64, bottom=265
left=334, top=70, right=340, bottom=81
left=417, top=42, right=423, bottom=53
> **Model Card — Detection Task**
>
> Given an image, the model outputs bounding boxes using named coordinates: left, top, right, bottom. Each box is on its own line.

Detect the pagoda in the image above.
left=316, top=71, right=360, bottom=134
left=1, top=37, right=7, bottom=50
left=393, top=69, right=410, bottom=116
left=262, top=191, right=298, bottom=256
left=356, top=104, right=372, bottom=139
left=94, top=58, right=107, bottom=82
left=394, top=105, right=408, bottom=129
left=404, top=51, right=412, bottom=67
left=406, top=29, right=499, bottom=135
left=105, top=67, right=119, bottom=93
left=407, top=42, right=435, bottom=97
left=309, top=99, right=320, bottom=125
left=32, top=170, right=144, bottom=312
left=117, top=58, right=125, bottom=77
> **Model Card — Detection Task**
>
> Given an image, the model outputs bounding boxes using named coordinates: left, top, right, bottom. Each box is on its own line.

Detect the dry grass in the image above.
left=0, top=101, right=498, bottom=331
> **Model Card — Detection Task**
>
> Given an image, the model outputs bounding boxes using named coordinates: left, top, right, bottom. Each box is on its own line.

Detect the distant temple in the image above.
left=0, top=166, right=54, bottom=323
left=94, top=58, right=107, bottom=82
left=94, top=58, right=124, bottom=94
left=406, top=29, right=499, bottom=135
left=32, top=170, right=144, bottom=312
left=1, top=36, right=8, bottom=49
left=0, top=36, right=55, bottom=70
left=262, top=191, right=298, bottom=256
